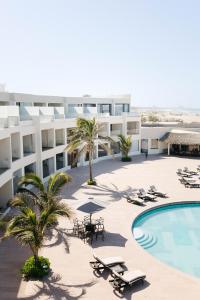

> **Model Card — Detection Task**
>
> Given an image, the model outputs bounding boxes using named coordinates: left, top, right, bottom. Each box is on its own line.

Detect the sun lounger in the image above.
left=110, top=270, right=146, bottom=293
left=184, top=179, right=200, bottom=188
left=90, top=254, right=125, bottom=271
left=148, top=186, right=168, bottom=198
left=177, top=168, right=183, bottom=175
left=126, top=194, right=145, bottom=206
left=138, top=189, right=157, bottom=201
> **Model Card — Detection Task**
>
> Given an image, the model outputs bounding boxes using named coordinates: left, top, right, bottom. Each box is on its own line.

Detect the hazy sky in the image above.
left=0, top=0, right=200, bottom=107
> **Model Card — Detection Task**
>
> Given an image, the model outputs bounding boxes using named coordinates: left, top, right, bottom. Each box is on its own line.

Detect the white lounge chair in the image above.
left=110, top=270, right=146, bottom=293
left=148, top=186, right=168, bottom=198
left=138, top=189, right=157, bottom=201
left=90, top=254, right=125, bottom=271
left=126, top=193, right=145, bottom=206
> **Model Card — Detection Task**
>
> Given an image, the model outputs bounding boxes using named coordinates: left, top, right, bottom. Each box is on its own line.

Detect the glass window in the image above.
left=151, top=139, right=159, bottom=149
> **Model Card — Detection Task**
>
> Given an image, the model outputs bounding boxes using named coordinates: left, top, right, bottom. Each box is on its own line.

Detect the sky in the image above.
left=0, top=0, right=200, bottom=108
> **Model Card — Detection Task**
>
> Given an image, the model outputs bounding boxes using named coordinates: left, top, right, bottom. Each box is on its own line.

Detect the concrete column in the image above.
left=168, top=143, right=170, bottom=156
left=33, top=116, right=42, bottom=177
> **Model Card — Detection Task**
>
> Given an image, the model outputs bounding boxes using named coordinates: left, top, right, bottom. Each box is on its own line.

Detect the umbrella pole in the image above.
left=90, top=213, right=92, bottom=224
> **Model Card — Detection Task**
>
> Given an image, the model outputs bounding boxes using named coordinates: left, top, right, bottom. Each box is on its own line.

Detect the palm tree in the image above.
left=118, top=134, right=132, bottom=161
left=4, top=195, right=73, bottom=266
left=16, top=172, right=71, bottom=211
left=66, top=118, right=112, bottom=185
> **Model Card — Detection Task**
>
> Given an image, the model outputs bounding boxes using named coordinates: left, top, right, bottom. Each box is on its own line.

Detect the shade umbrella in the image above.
left=76, top=198, right=107, bottom=224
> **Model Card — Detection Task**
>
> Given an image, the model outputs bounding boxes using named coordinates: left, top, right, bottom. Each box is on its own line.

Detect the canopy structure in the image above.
left=160, top=129, right=200, bottom=156
left=160, top=129, right=200, bottom=145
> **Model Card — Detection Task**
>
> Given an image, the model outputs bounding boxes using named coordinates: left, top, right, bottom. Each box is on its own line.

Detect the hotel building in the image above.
left=0, top=92, right=141, bottom=207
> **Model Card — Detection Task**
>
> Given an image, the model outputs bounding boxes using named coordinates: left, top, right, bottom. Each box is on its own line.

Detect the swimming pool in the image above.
left=133, top=202, right=200, bottom=279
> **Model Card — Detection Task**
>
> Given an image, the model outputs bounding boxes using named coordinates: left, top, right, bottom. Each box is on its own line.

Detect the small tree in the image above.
left=118, top=134, right=132, bottom=162
left=66, top=118, right=112, bottom=185
left=3, top=172, right=73, bottom=279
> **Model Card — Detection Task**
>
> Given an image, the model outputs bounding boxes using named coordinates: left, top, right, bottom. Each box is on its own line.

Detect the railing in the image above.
left=98, top=131, right=108, bottom=137
left=110, top=130, right=122, bottom=136
left=127, top=129, right=140, bottom=135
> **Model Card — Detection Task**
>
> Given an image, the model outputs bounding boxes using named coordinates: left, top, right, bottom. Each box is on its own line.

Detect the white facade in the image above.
left=0, top=92, right=141, bottom=208
left=141, top=126, right=173, bottom=154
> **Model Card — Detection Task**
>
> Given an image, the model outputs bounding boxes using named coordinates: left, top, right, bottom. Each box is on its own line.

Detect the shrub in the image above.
left=21, top=256, right=50, bottom=279
left=87, top=179, right=96, bottom=185
left=121, top=156, right=132, bottom=162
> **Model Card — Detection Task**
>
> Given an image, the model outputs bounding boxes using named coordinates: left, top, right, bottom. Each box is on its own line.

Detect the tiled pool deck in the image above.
left=2, top=155, right=200, bottom=299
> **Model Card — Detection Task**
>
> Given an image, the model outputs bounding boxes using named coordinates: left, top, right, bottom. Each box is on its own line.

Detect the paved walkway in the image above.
left=3, top=155, right=200, bottom=299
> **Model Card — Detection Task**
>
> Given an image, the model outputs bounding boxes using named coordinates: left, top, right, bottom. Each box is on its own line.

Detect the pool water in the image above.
left=133, top=203, right=200, bottom=278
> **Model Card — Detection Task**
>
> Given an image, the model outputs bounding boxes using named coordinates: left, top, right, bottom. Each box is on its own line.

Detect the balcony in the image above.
left=0, top=138, right=11, bottom=173
left=42, top=129, right=54, bottom=151
left=54, top=107, right=65, bottom=119
left=43, top=157, right=55, bottom=178
left=0, top=180, right=13, bottom=208
left=98, top=144, right=109, bottom=157
left=11, top=133, right=21, bottom=161
left=39, top=107, right=54, bottom=123
left=0, top=106, right=19, bottom=128
left=127, top=121, right=140, bottom=135
left=110, top=124, right=123, bottom=137
left=55, top=129, right=65, bottom=146
left=66, top=106, right=83, bottom=118
left=13, top=169, right=22, bottom=194
left=98, top=123, right=108, bottom=137
left=56, top=153, right=65, bottom=170
left=23, top=134, right=35, bottom=156
left=24, top=162, right=36, bottom=175
left=127, top=129, right=140, bottom=135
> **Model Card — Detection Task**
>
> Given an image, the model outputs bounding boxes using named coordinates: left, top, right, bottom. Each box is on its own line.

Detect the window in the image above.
left=151, top=139, right=159, bottom=149
left=98, top=104, right=111, bottom=114
left=123, top=104, right=129, bottom=112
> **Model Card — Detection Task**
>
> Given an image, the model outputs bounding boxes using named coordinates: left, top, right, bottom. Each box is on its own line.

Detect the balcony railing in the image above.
left=127, top=129, right=140, bottom=135
left=110, top=129, right=122, bottom=136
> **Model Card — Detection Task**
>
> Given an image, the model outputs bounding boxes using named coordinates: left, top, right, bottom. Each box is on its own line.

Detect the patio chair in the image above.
left=90, top=254, right=125, bottom=271
left=95, top=223, right=105, bottom=241
left=80, top=229, right=94, bottom=244
left=73, top=218, right=84, bottom=237
left=110, top=270, right=146, bottom=293
left=138, top=189, right=157, bottom=202
left=126, top=194, right=145, bottom=206
left=148, top=186, right=168, bottom=198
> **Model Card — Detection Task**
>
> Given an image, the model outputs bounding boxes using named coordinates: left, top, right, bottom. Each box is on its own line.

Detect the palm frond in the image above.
left=47, top=172, right=72, bottom=195
left=18, top=173, right=45, bottom=193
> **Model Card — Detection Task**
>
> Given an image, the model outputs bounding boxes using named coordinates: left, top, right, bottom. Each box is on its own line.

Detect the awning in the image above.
left=160, top=129, right=200, bottom=145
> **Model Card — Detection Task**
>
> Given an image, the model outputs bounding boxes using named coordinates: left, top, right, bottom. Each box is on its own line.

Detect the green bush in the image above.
left=87, top=179, right=96, bottom=185
left=21, top=256, right=50, bottom=279
left=121, top=156, right=132, bottom=162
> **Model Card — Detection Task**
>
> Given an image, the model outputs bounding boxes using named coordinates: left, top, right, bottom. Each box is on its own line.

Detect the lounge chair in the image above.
left=110, top=270, right=146, bottom=293
left=126, top=194, right=145, bottom=206
left=90, top=254, right=125, bottom=271
left=184, top=179, right=200, bottom=188
left=148, top=186, right=168, bottom=198
left=177, top=168, right=183, bottom=175
left=138, top=189, right=157, bottom=202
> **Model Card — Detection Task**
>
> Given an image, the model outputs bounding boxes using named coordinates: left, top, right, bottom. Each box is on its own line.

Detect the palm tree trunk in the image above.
left=89, top=151, right=93, bottom=181
left=30, top=244, right=39, bottom=265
